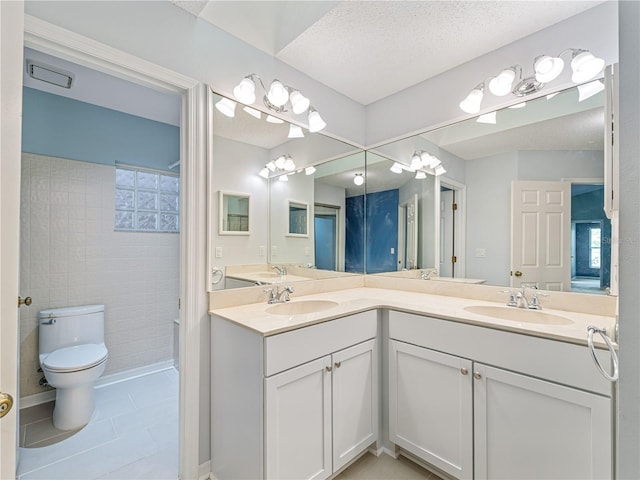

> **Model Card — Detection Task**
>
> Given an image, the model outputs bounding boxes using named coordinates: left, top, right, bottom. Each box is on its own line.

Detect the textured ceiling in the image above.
left=187, top=0, right=605, bottom=105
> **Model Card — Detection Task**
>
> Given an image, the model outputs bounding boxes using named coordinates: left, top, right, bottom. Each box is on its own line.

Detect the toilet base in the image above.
left=52, top=384, right=96, bottom=431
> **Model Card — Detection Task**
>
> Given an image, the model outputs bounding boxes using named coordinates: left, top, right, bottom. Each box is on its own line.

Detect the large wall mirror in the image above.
left=208, top=90, right=364, bottom=289
left=367, top=76, right=613, bottom=295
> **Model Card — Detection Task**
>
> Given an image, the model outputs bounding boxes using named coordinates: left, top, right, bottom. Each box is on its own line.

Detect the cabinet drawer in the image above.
left=264, top=310, right=377, bottom=376
left=389, top=310, right=612, bottom=396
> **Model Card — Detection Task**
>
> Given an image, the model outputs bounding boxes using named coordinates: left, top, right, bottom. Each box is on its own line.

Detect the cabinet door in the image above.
left=474, top=363, right=612, bottom=480
left=265, top=355, right=332, bottom=480
left=332, top=339, right=378, bottom=472
left=389, top=340, right=473, bottom=479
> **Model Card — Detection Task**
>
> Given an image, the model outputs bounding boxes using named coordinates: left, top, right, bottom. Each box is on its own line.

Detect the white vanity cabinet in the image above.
left=389, top=311, right=613, bottom=480
left=211, top=310, right=378, bottom=480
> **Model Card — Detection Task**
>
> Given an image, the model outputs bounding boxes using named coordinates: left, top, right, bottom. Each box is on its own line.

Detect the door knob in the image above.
left=18, top=296, right=32, bottom=307
left=514, top=271, right=523, bottom=277
left=0, top=393, right=13, bottom=418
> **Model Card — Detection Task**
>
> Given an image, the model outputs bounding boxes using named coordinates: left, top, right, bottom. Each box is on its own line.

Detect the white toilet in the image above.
left=38, top=304, right=109, bottom=431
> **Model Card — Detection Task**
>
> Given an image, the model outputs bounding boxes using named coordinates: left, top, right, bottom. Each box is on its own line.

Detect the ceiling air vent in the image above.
left=26, top=60, right=74, bottom=89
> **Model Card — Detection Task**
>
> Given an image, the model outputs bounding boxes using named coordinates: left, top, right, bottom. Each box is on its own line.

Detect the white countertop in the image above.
left=209, top=287, right=616, bottom=348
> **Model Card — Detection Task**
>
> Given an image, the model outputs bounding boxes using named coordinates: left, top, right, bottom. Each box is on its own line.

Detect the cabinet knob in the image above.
left=460, top=367, right=468, bottom=376
left=334, top=361, right=342, bottom=369
left=474, top=372, right=482, bottom=380
left=325, top=366, right=332, bottom=372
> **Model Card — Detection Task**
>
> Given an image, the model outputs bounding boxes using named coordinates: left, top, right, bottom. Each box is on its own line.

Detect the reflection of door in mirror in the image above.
left=398, top=194, right=418, bottom=270
left=438, top=178, right=466, bottom=279
left=314, top=204, right=339, bottom=270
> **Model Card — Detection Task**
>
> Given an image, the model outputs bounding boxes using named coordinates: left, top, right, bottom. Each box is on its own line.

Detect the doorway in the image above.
left=314, top=204, right=340, bottom=270
left=437, top=178, right=466, bottom=279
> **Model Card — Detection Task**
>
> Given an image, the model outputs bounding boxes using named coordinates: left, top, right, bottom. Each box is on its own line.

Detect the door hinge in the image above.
left=452, top=203, right=458, bottom=211
left=178, top=298, right=181, bottom=310
left=451, top=256, right=457, bottom=263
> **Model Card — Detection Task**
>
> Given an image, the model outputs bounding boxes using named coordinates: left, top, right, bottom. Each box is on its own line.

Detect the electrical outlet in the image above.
left=390, top=247, right=395, bottom=254
left=215, top=246, right=222, bottom=258
left=476, top=248, right=487, bottom=258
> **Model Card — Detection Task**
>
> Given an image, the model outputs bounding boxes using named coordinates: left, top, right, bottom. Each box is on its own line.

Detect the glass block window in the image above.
left=115, top=166, right=179, bottom=232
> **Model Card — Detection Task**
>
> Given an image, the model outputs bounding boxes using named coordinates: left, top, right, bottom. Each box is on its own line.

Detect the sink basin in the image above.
left=267, top=300, right=339, bottom=316
left=464, top=305, right=573, bottom=325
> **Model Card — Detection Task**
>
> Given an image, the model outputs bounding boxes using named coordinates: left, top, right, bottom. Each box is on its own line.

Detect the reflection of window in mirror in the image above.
left=288, top=201, right=309, bottom=237
left=219, top=191, right=250, bottom=235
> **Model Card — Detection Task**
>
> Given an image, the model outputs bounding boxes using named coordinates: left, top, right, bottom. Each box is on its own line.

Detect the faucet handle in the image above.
left=501, top=290, right=518, bottom=307
left=527, top=291, right=549, bottom=310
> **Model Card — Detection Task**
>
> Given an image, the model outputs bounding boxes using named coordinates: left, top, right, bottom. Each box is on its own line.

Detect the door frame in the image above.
left=435, top=176, right=467, bottom=278
left=23, top=15, right=205, bottom=480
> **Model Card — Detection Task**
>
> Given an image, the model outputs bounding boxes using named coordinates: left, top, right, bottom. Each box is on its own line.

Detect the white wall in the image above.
left=20, top=154, right=179, bottom=399
left=465, top=150, right=604, bottom=286
left=210, top=136, right=269, bottom=289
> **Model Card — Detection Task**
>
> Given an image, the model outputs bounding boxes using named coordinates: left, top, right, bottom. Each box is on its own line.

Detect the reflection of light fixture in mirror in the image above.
left=215, top=97, right=236, bottom=117
left=459, top=49, right=604, bottom=113
left=258, top=167, right=270, bottom=179
left=390, top=162, right=404, bottom=174
left=304, top=166, right=316, bottom=175
left=508, top=102, right=526, bottom=109
left=232, top=74, right=325, bottom=131
left=476, top=111, right=497, bottom=124
left=434, top=165, right=447, bottom=176
left=353, top=173, right=364, bottom=186
left=459, top=83, right=484, bottom=114
left=546, top=92, right=560, bottom=100
left=420, top=152, right=441, bottom=169
left=308, top=107, right=326, bottom=133
left=278, top=174, right=289, bottom=182
left=266, top=161, right=276, bottom=172
left=489, top=68, right=516, bottom=96
left=275, top=155, right=286, bottom=170
left=410, top=152, right=423, bottom=171
left=288, top=124, right=304, bottom=138
left=577, top=80, right=604, bottom=102
left=283, top=157, right=296, bottom=171
left=415, top=171, right=427, bottom=180
left=266, top=115, right=284, bottom=124
left=243, top=106, right=261, bottom=119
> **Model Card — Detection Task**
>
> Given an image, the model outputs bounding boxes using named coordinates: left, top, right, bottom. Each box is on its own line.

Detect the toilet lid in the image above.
left=43, top=344, right=108, bottom=372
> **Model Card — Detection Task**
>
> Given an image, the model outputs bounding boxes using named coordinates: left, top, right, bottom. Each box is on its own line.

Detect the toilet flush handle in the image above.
left=40, top=318, right=56, bottom=326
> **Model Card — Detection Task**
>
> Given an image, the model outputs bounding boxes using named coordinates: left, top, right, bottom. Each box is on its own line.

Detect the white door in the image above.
left=440, top=189, right=455, bottom=277
left=389, top=340, right=473, bottom=480
left=332, top=339, right=378, bottom=471
left=511, top=181, right=571, bottom=290
left=406, top=195, right=418, bottom=270
left=1, top=2, right=25, bottom=478
left=474, top=363, right=611, bottom=479
left=265, top=356, right=332, bottom=480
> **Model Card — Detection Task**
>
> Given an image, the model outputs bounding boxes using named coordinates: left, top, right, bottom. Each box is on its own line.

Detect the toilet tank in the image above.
left=39, top=304, right=105, bottom=355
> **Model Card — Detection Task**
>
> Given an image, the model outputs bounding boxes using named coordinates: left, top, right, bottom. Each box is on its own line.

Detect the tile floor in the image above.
left=336, top=452, right=443, bottom=480
left=17, top=368, right=178, bottom=480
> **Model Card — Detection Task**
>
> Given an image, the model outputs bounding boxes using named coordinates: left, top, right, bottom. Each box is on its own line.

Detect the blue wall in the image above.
left=345, top=195, right=365, bottom=273
left=22, top=87, right=179, bottom=171
left=365, top=189, right=399, bottom=274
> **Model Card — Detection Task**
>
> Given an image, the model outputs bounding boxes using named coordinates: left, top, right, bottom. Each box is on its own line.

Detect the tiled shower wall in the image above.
left=19, top=153, right=179, bottom=399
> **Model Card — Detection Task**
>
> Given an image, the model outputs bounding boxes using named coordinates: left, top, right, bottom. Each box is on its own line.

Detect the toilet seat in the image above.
left=43, top=344, right=108, bottom=373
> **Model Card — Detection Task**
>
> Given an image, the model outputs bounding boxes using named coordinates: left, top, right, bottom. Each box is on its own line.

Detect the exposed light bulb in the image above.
left=215, top=98, right=236, bottom=118
left=283, top=157, right=296, bottom=171
left=267, top=79, right=289, bottom=107
left=570, top=50, right=605, bottom=83
left=353, top=173, right=364, bottom=186
left=274, top=156, right=286, bottom=170
left=258, top=167, right=270, bottom=179
left=488, top=68, right=516, bottom=96
left=410, top=152, right=423, bottom=171
left=233, top=76, right=256, bottom=104
left=305, top=166, right=316, bottom=175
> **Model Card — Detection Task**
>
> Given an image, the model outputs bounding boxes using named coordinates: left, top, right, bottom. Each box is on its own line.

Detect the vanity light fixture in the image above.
left=215, top=97, right=236, bottom=118
left=278, top=174, right=289, bottom=182
left=460, top=48, right=605, bottom=113
left=390, top=162, right=404, bottom=174
left=258, top=155, right=296, bottom=179
left=508, top=102, right=527, bottom=109
left=419, top=151, right=441, bottom=169
left=353, top=173, right=364, bottom=186
left=266, top=115, right=284, bottom=124
left=304, top=166, right=316, bottom=175
left=434, top=165, right=447, bottom=176
left=243, top=106, right=262, bottom=119
left=476, top=111, right=497, bottom=124
left=232, top=74, right=326, bottom=132
left=410, top=152, right=423, bottom=171
left=258, top=167, right=270, bottom=179
left=415, top=171, right=427, bottom=180
left=577, top=80, right=605, bottom=102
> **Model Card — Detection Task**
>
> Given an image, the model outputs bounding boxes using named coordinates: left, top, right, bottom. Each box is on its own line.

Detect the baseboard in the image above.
left=20, top=360, right=176, bottom=409
left=200, top=460, right=212, bottom=480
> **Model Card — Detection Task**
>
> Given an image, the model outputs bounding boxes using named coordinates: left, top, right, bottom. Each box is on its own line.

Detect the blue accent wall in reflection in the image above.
left=345, top=195, right=364, bottom=272
left=366, top=189, right=399, bottom=274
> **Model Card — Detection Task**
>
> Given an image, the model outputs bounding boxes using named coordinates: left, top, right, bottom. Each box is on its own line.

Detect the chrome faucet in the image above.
left=265, top=285, right=294, bottom=304
left=272, top=265, right=287, bottom=276
left=504, top=285, right=548, bottom=309
left=420, top=268, right=438, bottom=280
